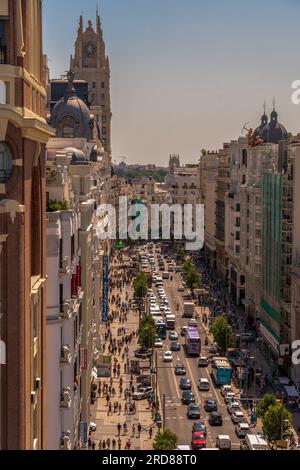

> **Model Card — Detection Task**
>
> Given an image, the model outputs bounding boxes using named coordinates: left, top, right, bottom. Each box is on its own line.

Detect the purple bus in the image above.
left=185, top=327, right=201, bottom=356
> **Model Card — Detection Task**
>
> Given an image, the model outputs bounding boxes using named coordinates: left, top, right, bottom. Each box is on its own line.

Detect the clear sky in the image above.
left=43, top=0, right=300, bottom=165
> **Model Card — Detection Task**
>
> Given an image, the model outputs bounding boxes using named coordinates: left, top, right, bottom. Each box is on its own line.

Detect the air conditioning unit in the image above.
left=62, top=301, right=71, bottom=320
left=61, top=345, right=71, bottom=364
left=60, top=387, right=71, bottom=408
left=31, top=391, right=37, bottom=406
left=60, top=256, right=70, bottom=272
left=35, top=378, right=41, bottom=391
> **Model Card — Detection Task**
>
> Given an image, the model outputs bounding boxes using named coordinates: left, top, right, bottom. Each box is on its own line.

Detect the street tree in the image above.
left=256, top=394, right=277, bottom=419
left=153, top=429, right=178, bottom=451
left=138, top=316, right=157, bottom=349
left=212, top=316, right=236, bottom=352
left=262, top=402, right=292, bottom=443
left=133, top=272, right=148, bottom=300
left=183, top=260, right=202, bottom=291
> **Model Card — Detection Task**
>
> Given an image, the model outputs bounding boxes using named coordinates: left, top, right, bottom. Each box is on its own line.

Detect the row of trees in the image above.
left=256, top=394, right=292, bottom=443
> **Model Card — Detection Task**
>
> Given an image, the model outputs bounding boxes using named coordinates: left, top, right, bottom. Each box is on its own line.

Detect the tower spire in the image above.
left=97, top=1, right=102, bottom=32
left=79, top=15, right=83, bottom=33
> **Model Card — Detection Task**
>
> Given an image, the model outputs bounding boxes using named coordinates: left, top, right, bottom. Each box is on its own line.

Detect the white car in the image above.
left=169, top=331, right=178, bottom=341
left=198, top=378, right=210, bottom=392
left=154, top=338, right=164, bottom=348
left=228, top=402, right=241, bottom=415
left=163, top=351, right=173, bottom=362
left=188, top=319, right=198, bottom=327
left=221, top=385, right=232, bottom=397
left=177, top=285, right=185, bottom=292
left=231, top=411, right=246, bottom=424
left=224, top=392, right=236, bottom=404
left=235, top=423, right=250, bottom=438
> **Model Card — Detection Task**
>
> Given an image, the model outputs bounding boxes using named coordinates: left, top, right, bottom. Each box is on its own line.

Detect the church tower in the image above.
left=70, top=13, right=112, bottom=156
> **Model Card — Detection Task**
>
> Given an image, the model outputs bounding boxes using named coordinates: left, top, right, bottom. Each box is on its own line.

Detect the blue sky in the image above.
left=44, top=0, right=300, bottom=165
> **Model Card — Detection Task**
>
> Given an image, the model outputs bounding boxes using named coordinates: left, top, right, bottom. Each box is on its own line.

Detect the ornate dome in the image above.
left=252, top=112, right=268, bottom=143
left=51, top=71, right=94, bottom=140
left=266, top=109, right=288, bottom=144
left=63, top=147, right=89, bottom=165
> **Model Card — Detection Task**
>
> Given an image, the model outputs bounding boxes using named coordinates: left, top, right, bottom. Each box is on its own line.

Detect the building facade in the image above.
left=0, top=0, right=54, bottom=449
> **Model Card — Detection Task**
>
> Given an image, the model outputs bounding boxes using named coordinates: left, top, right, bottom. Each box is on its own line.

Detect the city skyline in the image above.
left=44, top=0, right=300, bottom=165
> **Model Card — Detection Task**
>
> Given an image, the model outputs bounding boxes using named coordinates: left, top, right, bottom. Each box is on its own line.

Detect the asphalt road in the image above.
left=152, top=255, right=242, bottom=450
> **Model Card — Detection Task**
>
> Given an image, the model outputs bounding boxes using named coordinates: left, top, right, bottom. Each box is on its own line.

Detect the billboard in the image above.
left=102, top=255, right=109, bottom=322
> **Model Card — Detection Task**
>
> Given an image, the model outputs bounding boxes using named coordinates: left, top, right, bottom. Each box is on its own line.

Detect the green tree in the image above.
left=262, top=403, right=292, bottom=443
left=133, top=272, right=148, bottom=300
left=183, top=260, right=202, bottom=291
left=153, top=429, right=178, bottom=451
left=212, top=317, right=236, bottom=352
left=256, top=394, right=277, bottom=419
left=138, top=316, right=157, bottom=349
left=176, top=248, right=186, bottom=264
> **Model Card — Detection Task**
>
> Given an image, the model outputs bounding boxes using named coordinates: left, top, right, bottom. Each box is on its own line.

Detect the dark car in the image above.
left=175, top=364, right=186, bottom=376
left=191, top=432, right=206, bottom=450
left=181, top=390, right=195, bottom=405
left=180, top=378, right=191, bottom=390
left=171, top=341, right=181, bottom=352
left=187, top=403, right=201, bottom=419
left=192, top=421, right=207, bottom=436
left=209, top=411, right=223, bottom=426
left=134, top=348, right=152, bottom=359
left=204, top=399, right=218, bottom=412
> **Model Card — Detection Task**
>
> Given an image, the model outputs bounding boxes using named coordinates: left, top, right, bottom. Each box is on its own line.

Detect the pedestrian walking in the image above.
left=102, top=440, right=106, bottom=450
left=123, top=422, right=127, bottom=435
left=132, top=424, right=136, bottom=437
left=117, top=423, right=121, bottom=436
left=118, top=437, right=122, bottom=450
left=106, top=438, right=111, bottom=450
left=126, top=439, right=131, bottom=451
left=138, top=423, right=142, bottom=437
left=92, top=441, right=96, bottom=451
left=112, top=438, right=116, bottom=450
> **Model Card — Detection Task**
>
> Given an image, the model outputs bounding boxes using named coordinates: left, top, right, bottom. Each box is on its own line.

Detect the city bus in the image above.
left=185, top=327, right=201, bottom=356
left=156, top=321, right=167, bottom=340
left=211, top=357, right=232, bottom=386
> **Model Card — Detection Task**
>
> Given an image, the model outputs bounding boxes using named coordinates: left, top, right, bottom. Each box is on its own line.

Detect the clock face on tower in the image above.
left=85, top=43, right=96, bottom=57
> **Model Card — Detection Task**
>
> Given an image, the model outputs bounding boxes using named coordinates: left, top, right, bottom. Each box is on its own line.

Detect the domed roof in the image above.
left=253, top=112, right=268, bottom=143
left=51, top=71, right=94, bottom=140
left=266, top=109, right=288, bottom=144
left=63, top=147, right=89, bottom=165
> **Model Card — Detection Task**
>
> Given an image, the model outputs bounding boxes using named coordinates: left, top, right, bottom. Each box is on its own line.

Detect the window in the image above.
left=236, top=204, right=240, bottom=212
left=242, top=149, right=248, bottom=167
left=235, top=245, right=240, bottom=254
left=0, top=19, right=8, bottom=64
left=92, top=82, right=96, bottom=89
left=256, top=229, right=261, bottom=239
left=102, top=116, right=107, bottom=124
left=246, top=256, right=249, bottom=265
left=236, top=217, right=240, bottom=228
left=0, top=80, right=6, bottom=104
left=101, top=82, right=105, bottom=89
left=101, top=94, right=105, bottom=101
left=0, top=143, right=13, bottom=183
left=59, top=284, right=63, bottom=311
left=236, top=232, right=240, bottom=241
left=62, top=127, right=74, bottom=138
left=102, top=127, right=107, bottom=135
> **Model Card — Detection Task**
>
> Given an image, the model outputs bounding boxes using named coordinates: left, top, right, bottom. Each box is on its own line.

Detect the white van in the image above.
left=216, top=435, right=231, bottom=450
left=245, top=434, right=269, bottom=450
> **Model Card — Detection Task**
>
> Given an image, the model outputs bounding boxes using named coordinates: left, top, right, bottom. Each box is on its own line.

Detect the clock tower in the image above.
left=70, top=14, right=112, bottom=155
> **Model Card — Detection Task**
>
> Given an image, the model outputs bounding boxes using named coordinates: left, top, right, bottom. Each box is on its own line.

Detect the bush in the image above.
left=153, top=429, right=177, bottom=450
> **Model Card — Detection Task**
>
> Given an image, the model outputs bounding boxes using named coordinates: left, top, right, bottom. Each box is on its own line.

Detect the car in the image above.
left=154, top=339, right=164, bottom=349
left=170, top=341, right=181, bottom=352
left=90, top=422, right=97, bottom=432
left=221, top=385, right=232, bottom=397
left=227, top=402, right=241, bottom=415
left=163, top=351, right=173, bottom=362
left=180, top=378, right=191, bottom=390
left=191, top=432, right=206, bottom=450
left=181, top=326, right=188, bottom=337
left=134, top=348, right=152, bottom=359
left=198, top=378, right=210, bottom=392
left=231, top=411, right=246, bottom=424
left=235, top=423, right=250, bottom=438
left=133, top=387, right=154, bottom=400
left=224, top=392, right=236, bottom=404
left=198, top=356, right=209, bottom=367
left=187, top=403, right=201, bottom=419
left=209, top=412, right=223, bottom=426
left=181, top=390, right=195, bottom=405
left=169, top=331, right=178, bottom=341
left=188, top=319, right=198, bottom=327
left=175, top=364, right=186, bottom=376
left=177, top=285, right=185, bottom=292
left=192, top=421, right=207, bottom=436
left=204, top=399, right=218, bottom=412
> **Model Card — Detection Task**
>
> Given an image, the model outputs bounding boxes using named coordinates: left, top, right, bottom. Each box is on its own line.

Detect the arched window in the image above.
left=0, top=143, right=13, bottom=183
left=0, top=80, right=6, bottom=104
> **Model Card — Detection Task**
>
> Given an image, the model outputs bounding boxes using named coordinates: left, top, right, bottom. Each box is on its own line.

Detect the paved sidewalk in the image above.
left=89, top=255, right=157, bottom=451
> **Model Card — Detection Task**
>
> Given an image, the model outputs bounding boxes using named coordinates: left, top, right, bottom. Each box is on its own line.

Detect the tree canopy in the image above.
left=153, top=429, right=178, bottom=451
left=183, top=259, right=202, bottom=291
left=262, top=402, right=292, bottom=443
left=212, top=316, right=236, bottom=352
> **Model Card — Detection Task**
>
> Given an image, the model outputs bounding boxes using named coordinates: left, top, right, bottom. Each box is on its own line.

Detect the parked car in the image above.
left=187, top=403, right=201, bottom=419
left=180, top=378, right=191, bottom=390
left=192, top=421, right=207, bottom=436
left=133, top=387, right=154, bottom=401
left=204, top=399, right=218, bottom=412
left=235, top=423, right=250, bottom=438
left=181, top=391, right=195, bottom=405
left=191, top=432, right=206, bottom=450
left=175, top=364, right=186, bottom=376
left=170, top=341, right=181, bottom=352
left=209, top=412, right=223, bottom=426
left=163, top=351, right=173, bottom=362
left=198, top=378, right=210, bottom=392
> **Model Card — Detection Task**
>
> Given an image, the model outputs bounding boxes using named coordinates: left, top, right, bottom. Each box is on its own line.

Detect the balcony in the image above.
left=60, top=387, right=72, bottom=408
left=60, top=345, right=72, bottom=365
left=61, top=300, right=72, bottom=320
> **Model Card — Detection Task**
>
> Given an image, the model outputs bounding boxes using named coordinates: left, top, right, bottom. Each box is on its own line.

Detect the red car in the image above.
left=191, top=432, right=206, bottom=450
